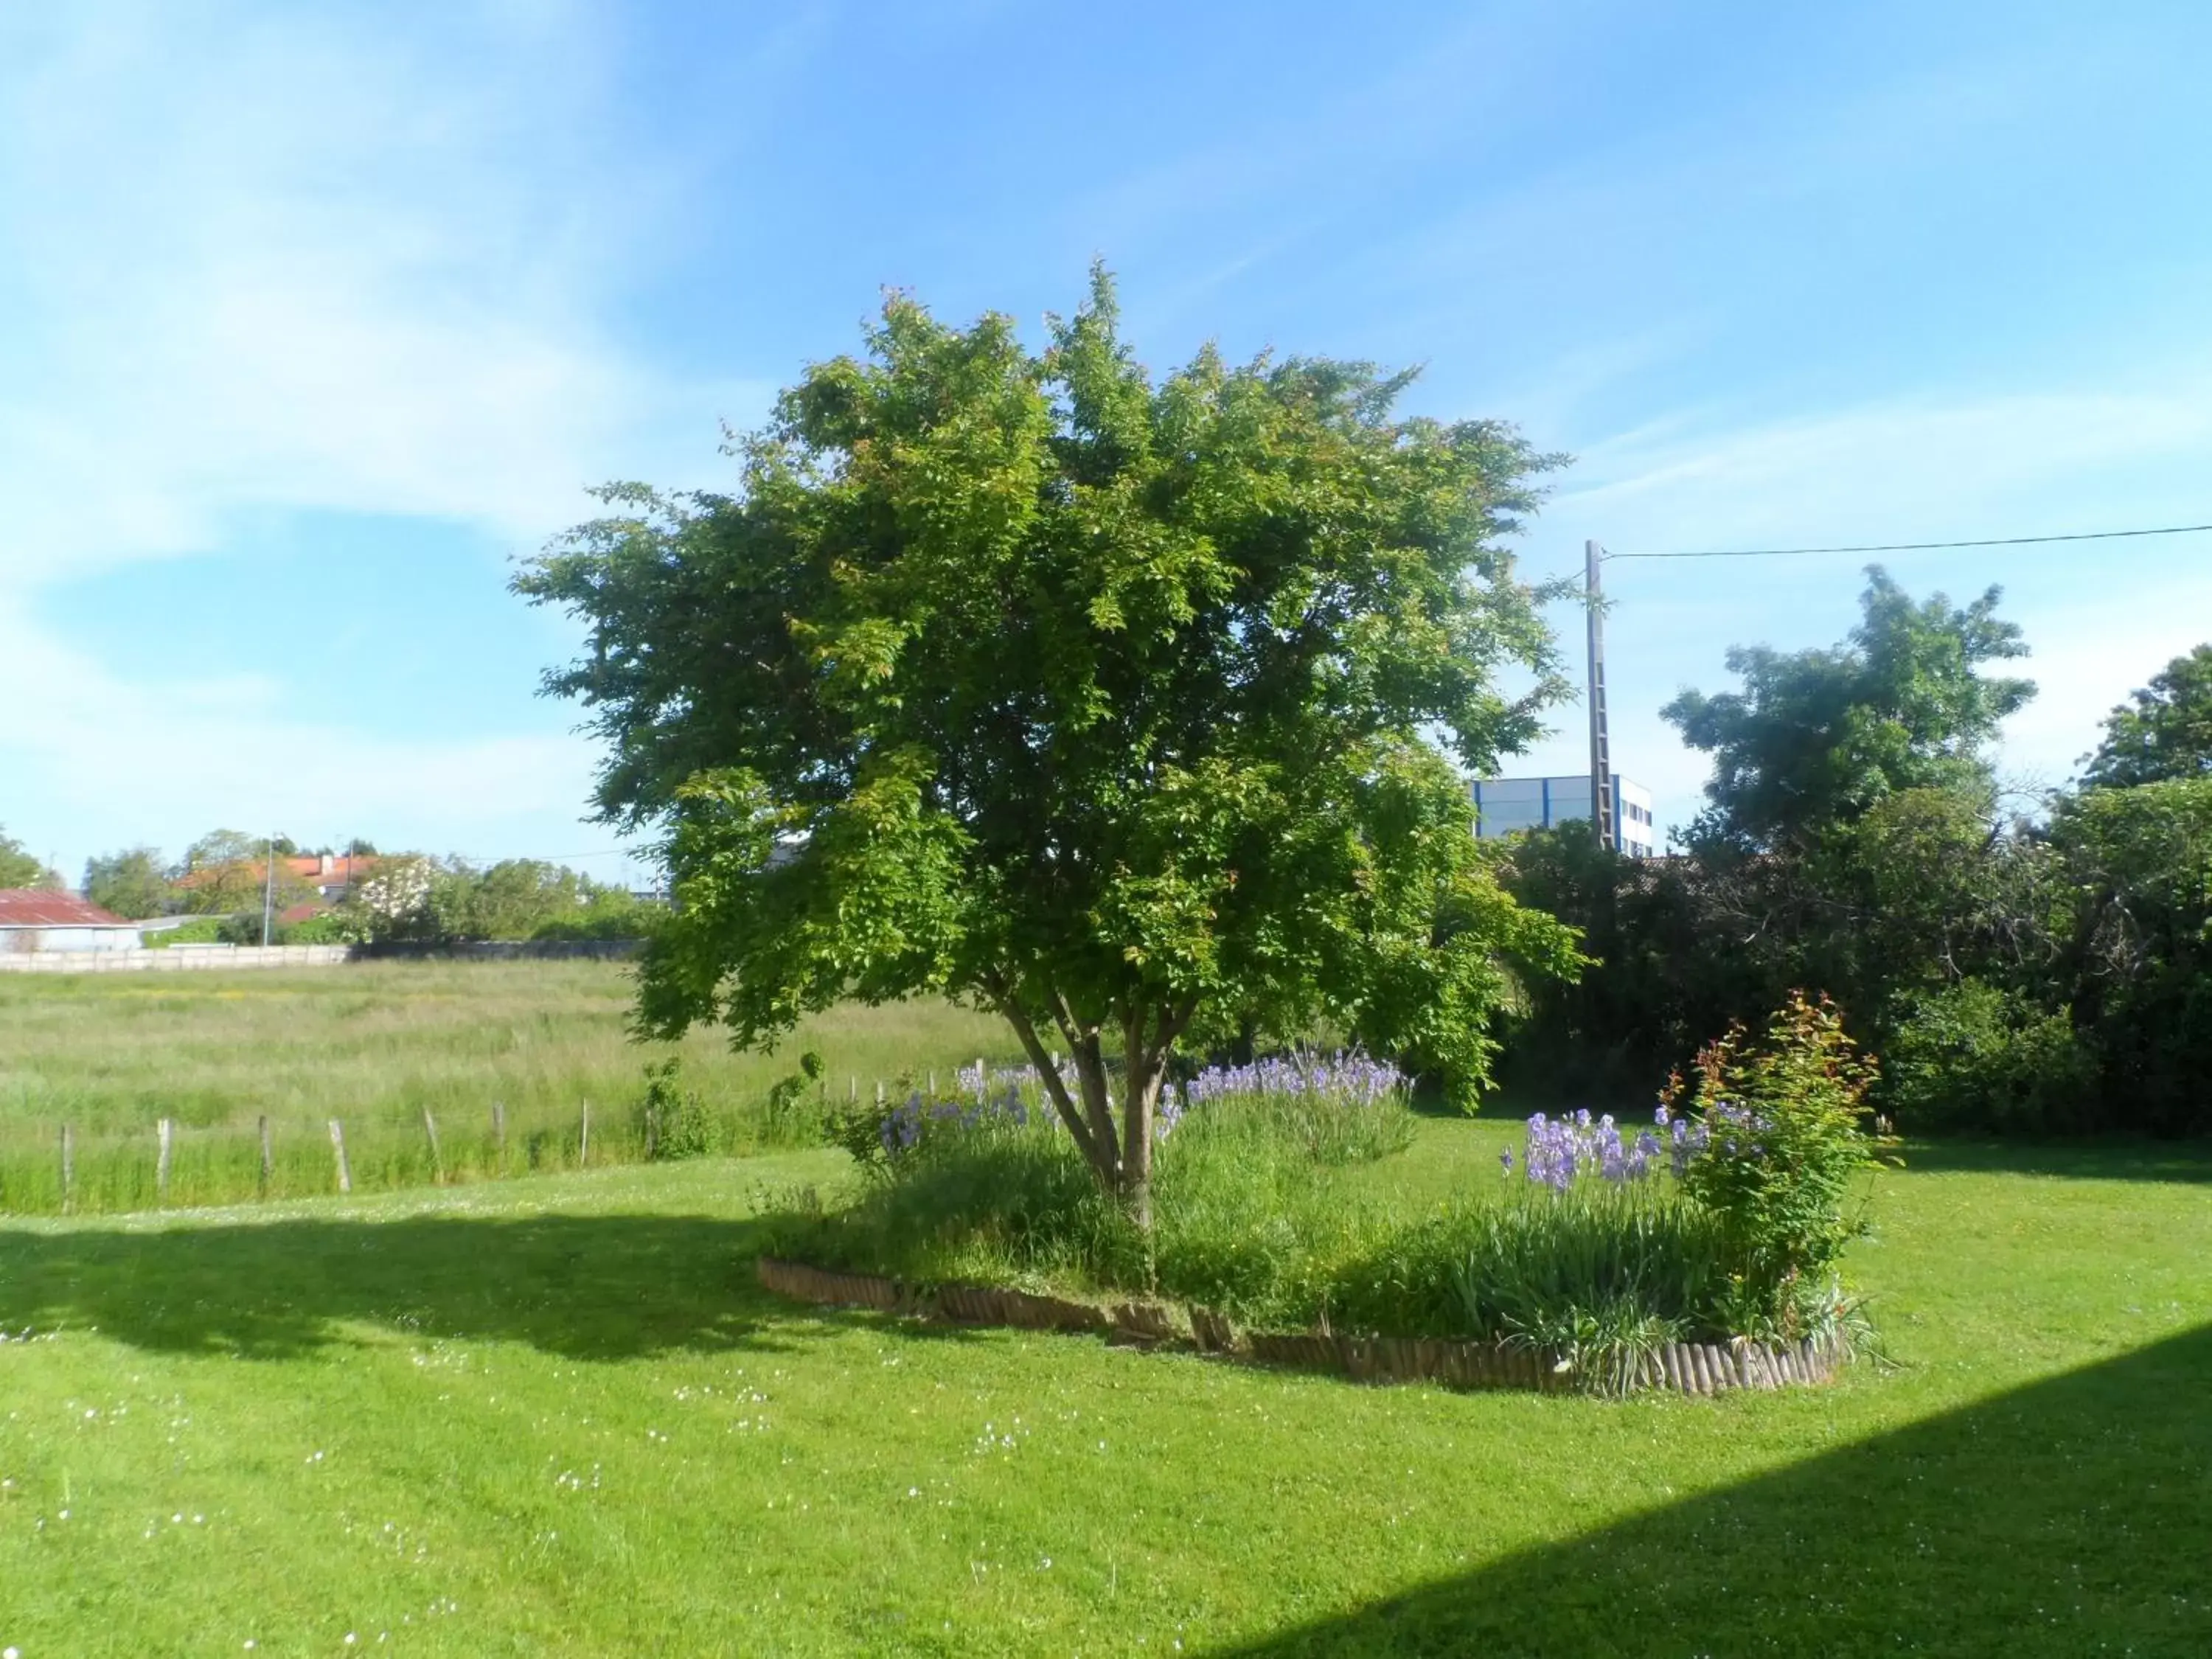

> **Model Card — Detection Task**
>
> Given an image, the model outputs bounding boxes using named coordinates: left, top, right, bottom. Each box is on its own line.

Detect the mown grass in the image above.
left=1, top=1123, right=2208, bottom=1655
left=0, top=963, right=1018, bottom=1213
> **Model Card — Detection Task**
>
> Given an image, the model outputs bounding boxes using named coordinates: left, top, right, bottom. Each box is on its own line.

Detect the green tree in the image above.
left=518, top=270, right=1582, bottom=1217
left=174, top=830, right=310, bottom=917
left=2082, top=644, right=2212, bottom=789
left=1663, top=568, right=2034, bottom=855
left=0, top=826, right=62, bottom=889
left=84, top=846, right=177, bottom=918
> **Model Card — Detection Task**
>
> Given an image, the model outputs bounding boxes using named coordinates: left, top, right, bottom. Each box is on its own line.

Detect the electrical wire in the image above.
left=1602, top=521, right=2212, bottom=561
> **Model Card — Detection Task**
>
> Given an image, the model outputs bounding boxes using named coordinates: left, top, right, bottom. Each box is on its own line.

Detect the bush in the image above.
left=636, top=1057, right=712, bottom=1161
left=1663, top=992, right=1888, bottom=1337
left=1882, top=979, right=2096, bottom=1134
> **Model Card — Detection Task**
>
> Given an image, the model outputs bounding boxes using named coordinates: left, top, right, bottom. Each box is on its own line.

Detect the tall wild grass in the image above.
left=0, top=961, right=1017, bottom=1214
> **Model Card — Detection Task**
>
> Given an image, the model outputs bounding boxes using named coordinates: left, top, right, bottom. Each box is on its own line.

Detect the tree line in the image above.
left=1496, top=591, right=2211, bottom=1137
left=0, top=830, right=659, bottom=946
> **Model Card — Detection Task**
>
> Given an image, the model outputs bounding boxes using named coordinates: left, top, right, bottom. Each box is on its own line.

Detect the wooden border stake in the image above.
left=258, top=1115, right=273, bottom=1195
left=59, top=1123, right=73, bottom=1214
left=422, top=1108, right=443, bottom=1183
left=328, top=1119, right=352, bottom=1194
left=156, top=1116, right=174, bottom=1204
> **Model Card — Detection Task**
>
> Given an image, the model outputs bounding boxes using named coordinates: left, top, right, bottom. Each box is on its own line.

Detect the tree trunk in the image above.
left=990, top=982, right=1197, bottom=1229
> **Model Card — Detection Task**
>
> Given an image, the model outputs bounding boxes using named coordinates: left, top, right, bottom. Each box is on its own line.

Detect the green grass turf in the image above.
left=0, top=964, right=1016, bottom=1212
left=1, top=1121, right=2207, bottom=1655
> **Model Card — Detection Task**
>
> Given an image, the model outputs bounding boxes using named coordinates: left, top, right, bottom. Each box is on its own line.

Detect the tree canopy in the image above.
left=519, top=269, right=1582, bottom=1212
left=0, top=826, right=60, bottom=890
left=1662, top=567, right=2034, bottom=855
left=83, top=847, right=176, bottom=919
left=2082, top=643, right=2212, bottom=789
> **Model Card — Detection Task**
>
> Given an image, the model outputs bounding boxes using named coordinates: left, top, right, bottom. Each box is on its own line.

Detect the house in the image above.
left=288, top=852, right=376, bottom=902
left=0, top=890, right=145, bottom=953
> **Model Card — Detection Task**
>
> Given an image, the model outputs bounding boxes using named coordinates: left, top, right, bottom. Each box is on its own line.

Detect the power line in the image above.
left=1603, top=520, right=2212, bottom=562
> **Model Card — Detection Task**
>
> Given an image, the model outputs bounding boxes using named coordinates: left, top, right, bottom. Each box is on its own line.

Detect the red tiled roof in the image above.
left=278, top=902, right=330, bottom=924
left=0, top=890, right=132, bottom=928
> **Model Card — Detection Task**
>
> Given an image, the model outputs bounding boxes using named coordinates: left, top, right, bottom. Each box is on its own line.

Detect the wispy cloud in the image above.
left=0, top=2, right=765, bottom=864
left=0, top=1, right=759, bottom=584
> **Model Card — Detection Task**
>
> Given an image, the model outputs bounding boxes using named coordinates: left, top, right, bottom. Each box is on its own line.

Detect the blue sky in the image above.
left=4, top=1, right=2211, bottom=885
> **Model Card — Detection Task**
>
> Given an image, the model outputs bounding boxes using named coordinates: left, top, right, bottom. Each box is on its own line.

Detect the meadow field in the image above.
left=0, top=962, right=1016, bottom=1213
left=1, top=965, right=2208, bottom=1653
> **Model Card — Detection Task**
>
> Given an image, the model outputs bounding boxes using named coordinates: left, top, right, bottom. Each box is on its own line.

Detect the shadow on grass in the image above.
left=1215, top=1322, right=2212, bottom=1657
left=0, top=1213, right=981, bottom=1363
left=1893, top=1136, right=2212, bottom=1185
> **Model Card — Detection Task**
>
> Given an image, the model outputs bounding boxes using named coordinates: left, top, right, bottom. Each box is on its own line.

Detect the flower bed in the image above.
left=775, top=995, right=1886, bottom=1394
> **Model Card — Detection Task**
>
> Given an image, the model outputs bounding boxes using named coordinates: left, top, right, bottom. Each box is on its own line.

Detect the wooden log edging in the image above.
left=754, top=1258, right=1846, bottom=1396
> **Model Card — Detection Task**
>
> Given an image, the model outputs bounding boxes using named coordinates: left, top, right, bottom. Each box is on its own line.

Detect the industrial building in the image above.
left=1470, top=773, right=1658, bottom=856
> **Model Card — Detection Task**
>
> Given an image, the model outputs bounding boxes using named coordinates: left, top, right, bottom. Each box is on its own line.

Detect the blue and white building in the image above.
left=1470, top=773, right=1658, bottom=857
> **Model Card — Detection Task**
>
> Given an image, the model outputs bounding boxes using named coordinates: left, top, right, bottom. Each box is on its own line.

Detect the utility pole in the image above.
left=262, top=835, right=277, bottom=947
left=1585, top=540, right=1617, bottom=853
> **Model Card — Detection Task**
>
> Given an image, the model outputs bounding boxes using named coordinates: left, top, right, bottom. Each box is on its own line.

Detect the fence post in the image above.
left=644, top=1104, right=658, bottom=1162
left=60, top=1123, right=73, bottom=1215
left=156, top=1117, right=174, bottom=1204
left=848, top=1076, right=857, bottom=1105
left=927, top=1069, right=936, bottom=1099
left=259, top=1115, right=273, bottom=1195
left=328, top=1119, right=352, bottom=1194
left=493, top=1101, right=507, bottom=1172
left=422, top=1108, right=443, bottom=1183
left=876, top=1079, right=886, bottom=1106
left=580, top=1101, right=591, bottom=1167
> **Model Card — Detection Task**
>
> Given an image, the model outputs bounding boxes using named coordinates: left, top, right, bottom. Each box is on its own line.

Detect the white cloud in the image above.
left=0, top=1, right=763, bottom=585
left=0, top=3, right=762, bottom=869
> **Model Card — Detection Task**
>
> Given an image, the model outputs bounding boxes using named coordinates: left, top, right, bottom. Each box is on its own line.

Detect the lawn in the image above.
left=1, top=1119, right=2208, bottom=1655
left=0, top=963, right=1017, bottom=1212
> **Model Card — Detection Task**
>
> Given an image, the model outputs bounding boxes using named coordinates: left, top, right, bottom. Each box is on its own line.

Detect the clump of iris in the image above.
left=1501, top=1106, right=1703, bottom=1189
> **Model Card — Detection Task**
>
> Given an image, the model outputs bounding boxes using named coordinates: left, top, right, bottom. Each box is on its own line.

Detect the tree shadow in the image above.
left=0, top=1213, right=979, bottom=1363
left=1893, top=1135, right=2212, bottom=1184
left=1214, top=1322, right=2212, bottom=1657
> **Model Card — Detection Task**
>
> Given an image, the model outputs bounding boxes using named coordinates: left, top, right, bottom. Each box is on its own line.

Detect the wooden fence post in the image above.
left=848, top=1076, right=857, bottom=1104
left=580, top=1101, right=591, bottom=1167
left=644, top=1104, right=658, bottom=1162
left=876, top=1079, right=886, bottom=1106
left=493, top=1101, right=507, bottom=1172
left=328, top=1119, right=352, bottom=1194
left=59, top=1123, right=73, bottom=1214
left=927, top=1069, right=936, bottom=1098
left=258, top=1115, right=273, bottom=1195
left=422, top=1108, right=443, bottom=1183
left=156, top=1117, right=174, bottom=1204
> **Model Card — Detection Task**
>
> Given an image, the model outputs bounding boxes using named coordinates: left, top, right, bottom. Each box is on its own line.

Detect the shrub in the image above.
left=1882, top=979, right=2096, bottom=1134
left=1663, top=992, right=1888, bottom=1338
left=637, top=1057, right=712, bottom=1161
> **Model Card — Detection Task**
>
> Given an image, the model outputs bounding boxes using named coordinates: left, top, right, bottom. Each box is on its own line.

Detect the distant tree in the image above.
left=2081, top=644, right=2212, bottom=789
left=1663, top=568, right=2035, bottom=855
left=0, top=826, right=62, bottom=889
left=84, top=847, right=177, bottom=918
left=518, top=268, right=1582, bottom=1219
left=174, top=830, right=310, bottom=916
